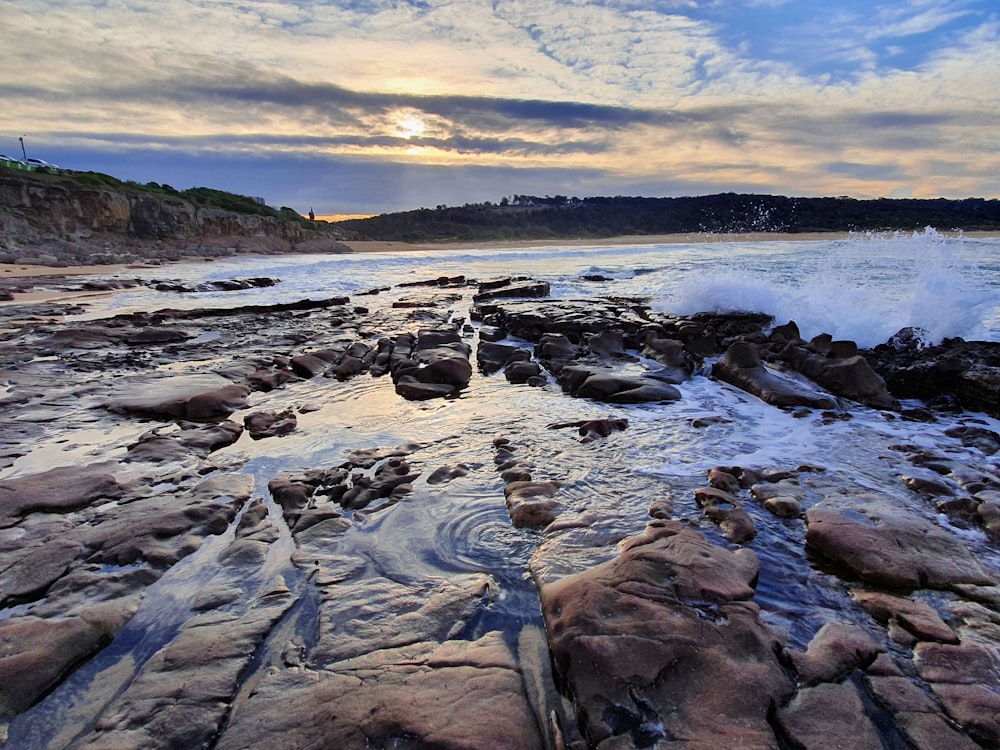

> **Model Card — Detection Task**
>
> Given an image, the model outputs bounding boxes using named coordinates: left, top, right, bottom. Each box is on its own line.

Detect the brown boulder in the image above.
left=776, top=681, right=883, bottom=750
left=805, top=494, right=994, bottom=589
left=787, top=621, right=882, bottom=685
left=539, top=521, right=789, bottom=747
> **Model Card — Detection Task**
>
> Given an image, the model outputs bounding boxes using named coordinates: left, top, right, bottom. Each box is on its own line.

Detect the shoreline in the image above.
left=2, top=229, right=998, bottom=281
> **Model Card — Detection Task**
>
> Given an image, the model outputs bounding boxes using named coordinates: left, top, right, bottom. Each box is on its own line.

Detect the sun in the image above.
left=394, top=112, right=427, bottom=140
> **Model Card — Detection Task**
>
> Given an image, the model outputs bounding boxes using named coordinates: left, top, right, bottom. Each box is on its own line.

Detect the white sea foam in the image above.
left=654, top=229, right=999, bottom=347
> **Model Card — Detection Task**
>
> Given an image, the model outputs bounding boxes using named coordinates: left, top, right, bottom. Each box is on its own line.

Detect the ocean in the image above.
left=4, top=229, right=1000, bottom=747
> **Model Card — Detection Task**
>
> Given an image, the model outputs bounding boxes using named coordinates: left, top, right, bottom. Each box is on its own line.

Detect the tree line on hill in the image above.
left=335, top=193, right=1000, bottom=242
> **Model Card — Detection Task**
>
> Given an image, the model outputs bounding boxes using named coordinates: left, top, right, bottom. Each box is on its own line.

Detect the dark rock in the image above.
left=558, top=365, right=681, bottom=403
left=777, top=343, right=899, bottom=410
left=394, top=377, right=455, bottom=400
left=244, top=409, right=297, bottom=439
left=107, top=374, right=250, bottom=422
left=504, top=359, right=541, bottom=384
left=945, top=425, right=1000, bottom=455
left=472, top=279, right=550, bottom=303
left=713, top=342, right=837, bottom=410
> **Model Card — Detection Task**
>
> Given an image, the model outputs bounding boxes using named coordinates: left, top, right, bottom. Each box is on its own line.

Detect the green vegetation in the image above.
left=1, top=163, right=285, bottom=217
left=337, top=193, right=1000, bottom=242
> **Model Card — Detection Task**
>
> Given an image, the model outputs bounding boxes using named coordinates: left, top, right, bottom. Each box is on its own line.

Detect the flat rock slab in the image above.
left=217, top=632, right=544, bottom=750
left=805, top=494, right=995, bottom=589
left=0, top=598, right=138, bottom=719
left=0, top=461, right=125, bottom=517
left=106, top=374, right=250, bottom=422
left=74, top=589, right=296, bottom=750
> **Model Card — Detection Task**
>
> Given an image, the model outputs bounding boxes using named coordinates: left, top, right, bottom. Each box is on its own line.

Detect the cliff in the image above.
left=0, top=167, right=355, bottom=266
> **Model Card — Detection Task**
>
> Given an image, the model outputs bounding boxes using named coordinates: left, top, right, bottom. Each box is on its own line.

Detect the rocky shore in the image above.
left=1, top=268, right=999, bottom=749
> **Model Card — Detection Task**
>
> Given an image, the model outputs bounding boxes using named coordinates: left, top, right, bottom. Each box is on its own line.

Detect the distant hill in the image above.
left=0, top=165, right=357, bottom=266
left=336, top=193, right=1000, bottom=242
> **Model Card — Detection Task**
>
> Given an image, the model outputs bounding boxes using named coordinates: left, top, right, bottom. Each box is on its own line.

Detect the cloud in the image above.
left=1, top=0, right=998, bottom=210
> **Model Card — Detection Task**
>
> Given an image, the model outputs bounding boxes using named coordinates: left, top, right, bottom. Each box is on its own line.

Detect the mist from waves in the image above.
left=647, top=228, right=999, bottom=347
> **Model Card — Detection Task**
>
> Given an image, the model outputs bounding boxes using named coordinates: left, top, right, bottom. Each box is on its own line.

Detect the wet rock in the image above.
left=504, top=359, right=542, bottom=384
left=694, top=487, right=756, bottom=543
left=865, top=674, right=981, bottom=750
left=246, top=367, right=294, bottom=391
left=945, top=424, right=1000, bottom=455
left=775, top=338, right=899, bottom=410
left=289, top=351, right=332, bottom=378
left=151, top=276, right=278, bottom=293
left=472, top=278, right=550, bottom=303
left=548, top=418, right=629, bottom=442
left=0, top=461, right=125, bottom=517
left=425, top=463, right=472, bottom=485
left=477, top=341, right=525, bottom=374
left=712, top=342, right=837, bottom=410
left=122, top=326, right=194, bottom=345
left=107, top=373, right=250, bottom=422
left=394, top=377, right=456, bottom=399
left=852, top=590, right=958, bottom=644
left=866, top=337, right=1000, bottom=415
left=391, top=329, right=472, bottom=400
left=80, top=487, right=242, bottom=568
left=707, top=467, right=741, bottom=494
left=504, top=480, right=562, bottom=528
left=776, top=681, right=883, bottom=750
left=74, top=584, right=296, bottom=750
left=914, top=641, right=1000, bottom=746
left=244, top=409, right=297, bottom=439
left=584, top=329, right=627, bottom=357
left=787, top=621, right=882, bottom=686
left=217, top=631, right=544, bottom=750
left=750, top=478, right=806, bottom=519
left=0, top=539, right=84, bottom=606
left=539, top=521, right=790, bottom=748
left=536, top=332, right=582, bottom=374
left=638, top=332, right=694, bottom=383
left=268, top=473, right=322, bottom=511
left=558, top=365, right=681, bottom=404
left=805, top=494, right=995, bottom=589
left=0, top=598, right=138, bottom=719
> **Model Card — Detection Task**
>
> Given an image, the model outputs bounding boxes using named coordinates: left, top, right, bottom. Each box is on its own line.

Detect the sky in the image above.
left=2, top=0, right=999, bottom=215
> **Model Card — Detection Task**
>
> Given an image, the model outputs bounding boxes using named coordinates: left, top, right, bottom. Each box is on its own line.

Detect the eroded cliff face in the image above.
left=0, top=171, right=353, bottom=265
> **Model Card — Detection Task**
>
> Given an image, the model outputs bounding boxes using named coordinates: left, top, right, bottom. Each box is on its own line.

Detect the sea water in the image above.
left=7, top=231, right=1000, bottom=747
left=89, top=229, right=999, bottom=347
